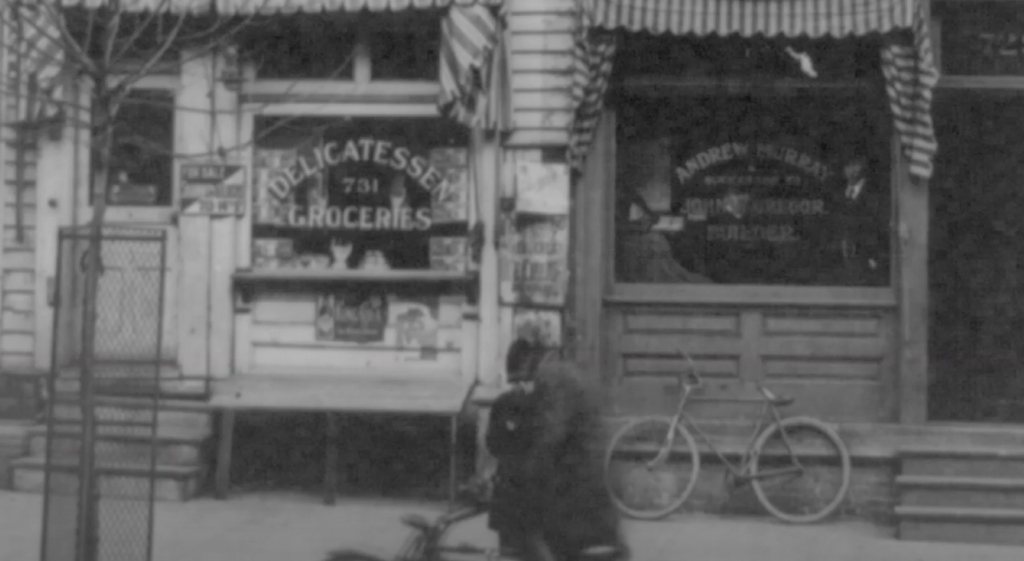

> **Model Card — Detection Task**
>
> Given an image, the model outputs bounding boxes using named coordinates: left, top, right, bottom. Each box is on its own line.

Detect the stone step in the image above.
left=28, top=426, right=206, bottom=466
left=10, top=455, right=203, bottom=502
left=897, top=475, right=1024, bottom=510
left=50, top=395, right=212, bottom=432
left=899, top=446, right=1024, bottom=478
left=896, top=505, right=1024, bottom=546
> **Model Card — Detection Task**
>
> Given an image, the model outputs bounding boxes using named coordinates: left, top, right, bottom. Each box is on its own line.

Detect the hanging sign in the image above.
left=180, top=164, right=246, bottom=216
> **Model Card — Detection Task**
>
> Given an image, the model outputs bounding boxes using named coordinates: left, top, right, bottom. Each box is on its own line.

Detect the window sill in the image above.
left=606, top=283, right=897, bottom=308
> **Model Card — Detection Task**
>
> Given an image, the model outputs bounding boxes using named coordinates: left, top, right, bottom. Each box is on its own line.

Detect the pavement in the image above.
left=1, top=490, right=1023, bottom=561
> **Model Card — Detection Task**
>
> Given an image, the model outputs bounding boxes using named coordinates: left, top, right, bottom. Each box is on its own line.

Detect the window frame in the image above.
left=78, top=73, right=182, bottom=224
left=606, top=78, right=899, bottom=307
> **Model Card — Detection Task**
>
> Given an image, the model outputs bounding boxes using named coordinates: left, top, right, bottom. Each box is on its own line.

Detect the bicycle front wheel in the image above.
left=604, top=416, right=700, bottom=520
left=750, top=416, right=851, bottom=524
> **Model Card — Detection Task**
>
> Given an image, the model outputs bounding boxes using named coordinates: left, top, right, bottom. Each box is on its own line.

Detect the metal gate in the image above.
left=41, top=226, right=167, bottom=561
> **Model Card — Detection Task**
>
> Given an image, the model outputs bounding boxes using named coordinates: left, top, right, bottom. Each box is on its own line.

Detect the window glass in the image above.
left=239, top=16, right=357, bottom=79
left=252, top=118, right=470, bottom=272
left=935, top=1, right=1024, bottom=76
left=99, top=89, right=175, bottom=206
left=614, top=88, right=892, bottom=287
left=369, top=12, right=441, bottom=80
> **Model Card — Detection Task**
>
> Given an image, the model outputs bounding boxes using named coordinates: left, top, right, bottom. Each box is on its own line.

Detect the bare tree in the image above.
left=0, top=2, right=273, bottom=557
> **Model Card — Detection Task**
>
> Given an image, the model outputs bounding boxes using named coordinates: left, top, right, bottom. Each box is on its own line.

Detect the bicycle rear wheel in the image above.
left=604, top=416, right=700, bottom=520
left=750, top=416, right=851, bottom=524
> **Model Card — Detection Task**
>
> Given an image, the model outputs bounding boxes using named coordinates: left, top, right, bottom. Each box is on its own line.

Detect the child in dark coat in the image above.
left=487, top=338, right=624, bottom=561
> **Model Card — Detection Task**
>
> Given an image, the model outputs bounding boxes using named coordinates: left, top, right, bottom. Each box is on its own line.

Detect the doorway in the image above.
left=929, top=89, right=1024, bottom=422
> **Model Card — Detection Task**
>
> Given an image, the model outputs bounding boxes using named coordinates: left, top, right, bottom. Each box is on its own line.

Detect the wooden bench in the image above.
left=209, top=376, right=477, bottom=505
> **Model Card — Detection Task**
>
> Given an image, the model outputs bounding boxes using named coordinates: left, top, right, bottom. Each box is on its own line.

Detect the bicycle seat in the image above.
left=759, top=386, right=794, bottom=407
left=400, top=514, right=433, bottom=533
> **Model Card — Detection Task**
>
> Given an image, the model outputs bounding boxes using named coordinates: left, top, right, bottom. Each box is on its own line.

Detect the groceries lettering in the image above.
left=287, top=205, right=431, bottom=231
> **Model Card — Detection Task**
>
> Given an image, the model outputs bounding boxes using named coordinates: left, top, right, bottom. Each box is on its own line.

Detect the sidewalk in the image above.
left=1, top=490, right=1022, bottom=561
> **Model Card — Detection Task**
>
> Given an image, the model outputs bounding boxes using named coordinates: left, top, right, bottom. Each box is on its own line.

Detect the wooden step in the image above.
left=28, top=425, right=206, bottom=466
left=896, top=505, right=1024, bottom=546
left=897, top=475, right=1024, bottom=510
left=10, top=455, right=203, bottom=502
left=899, top=446, right=1024, bottom=478
left=50, top=396, right=212, bottom=432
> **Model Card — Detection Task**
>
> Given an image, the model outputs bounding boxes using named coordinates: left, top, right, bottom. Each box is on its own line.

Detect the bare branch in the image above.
left=109, top=7, right=166, bottom=66
left=101, top=3, right=124, bottom=70
left=36, top=0, right=100, bottom=77
left=110, top=12, right=186, bottom=98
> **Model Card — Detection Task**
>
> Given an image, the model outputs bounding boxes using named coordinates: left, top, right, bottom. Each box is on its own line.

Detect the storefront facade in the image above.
left=565, top=0, right=936, bottom=429
left=0, top=0, right=580, bottom=498
left=562, top=0, right=1024, bottom=525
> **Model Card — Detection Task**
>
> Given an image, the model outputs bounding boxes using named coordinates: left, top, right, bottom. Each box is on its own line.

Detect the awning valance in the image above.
left=213, top=0, right=503, bottom=15
left=569, top=0, right=938, bottom=181
left=59, top=0, right=503, bottom=14
left=584, top=0, right=915, bottom=38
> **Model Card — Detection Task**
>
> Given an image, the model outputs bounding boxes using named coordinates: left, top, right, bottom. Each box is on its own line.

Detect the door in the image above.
left=62, top=84, right=180, bottom=372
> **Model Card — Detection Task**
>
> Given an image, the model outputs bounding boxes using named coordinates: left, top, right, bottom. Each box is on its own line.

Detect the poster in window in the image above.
left=392, top=296, right=441, bottom=360
left=329, top=290, right=389, bottom=343
left=515, top=162, right=570, bottom=215
left=513, top=309, right=562, bottom=347
left=499, top=215, right=570, bottom=306
left=429, top=147, right=470, bottom=223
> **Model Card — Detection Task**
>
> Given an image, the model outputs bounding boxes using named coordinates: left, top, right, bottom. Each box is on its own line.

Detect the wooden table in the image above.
left=209, top=375, right=477, bottom=505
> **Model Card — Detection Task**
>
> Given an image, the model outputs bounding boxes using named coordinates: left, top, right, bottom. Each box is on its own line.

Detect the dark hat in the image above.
left=505, top=338, right=543, bottom=383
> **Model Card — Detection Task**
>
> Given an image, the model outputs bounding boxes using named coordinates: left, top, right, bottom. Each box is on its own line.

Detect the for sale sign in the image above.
left=180, top=164, right=246, bottom=216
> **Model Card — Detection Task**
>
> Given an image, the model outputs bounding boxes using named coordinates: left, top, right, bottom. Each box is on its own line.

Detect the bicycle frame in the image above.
left=653, top=383, right=807, bottom=484
left=391, top=503, right=497, bottom=561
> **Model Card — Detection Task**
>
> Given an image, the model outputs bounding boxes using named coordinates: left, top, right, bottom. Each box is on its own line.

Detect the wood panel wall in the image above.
left=606, top=305, right=898, bottom=423
left=243, top=290, right=466, bottom=377
left=507, top=0, right=575, bottom=147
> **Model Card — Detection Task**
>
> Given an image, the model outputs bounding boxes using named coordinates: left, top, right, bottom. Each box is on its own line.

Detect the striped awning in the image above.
left=58, top=0, right=503, bottom=13
left=8, top=0, right=508, bottom=131
left=569, top=0, right=938, bottom=181
left=585, top=0, right=916, bottom=37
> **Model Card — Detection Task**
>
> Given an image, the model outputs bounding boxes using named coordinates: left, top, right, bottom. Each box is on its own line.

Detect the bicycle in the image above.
left=603, top=352, right=851, bottom=524
left=325, top=480, right=627, bottom=561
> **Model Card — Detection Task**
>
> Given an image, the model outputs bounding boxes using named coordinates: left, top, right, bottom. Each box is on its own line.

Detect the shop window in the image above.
left=614, top=85, right=892, bottom=287
left=97, top=88, right=175, bottom=207
left=614, top=34, right=882, bottom=82
left=935, top=1, right=1024, bottom=76
left=368, top=12, right=441, bottom=80
left=251, top=117, right=470, bottom=272
left=238, top=12, right=441, bottom=81
left=239, top=16, right=357, bottom=79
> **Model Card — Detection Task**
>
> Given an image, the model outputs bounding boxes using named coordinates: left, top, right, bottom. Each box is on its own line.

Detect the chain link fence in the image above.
left=42, top=226, right=166, bottom=561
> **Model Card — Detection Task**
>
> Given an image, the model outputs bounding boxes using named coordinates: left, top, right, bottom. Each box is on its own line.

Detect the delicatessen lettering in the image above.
left=267, top=137, right=447, bottom=201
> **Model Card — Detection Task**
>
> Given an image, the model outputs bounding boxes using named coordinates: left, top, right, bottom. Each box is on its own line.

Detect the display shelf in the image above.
left=231, top=268, right=479, bottom=309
